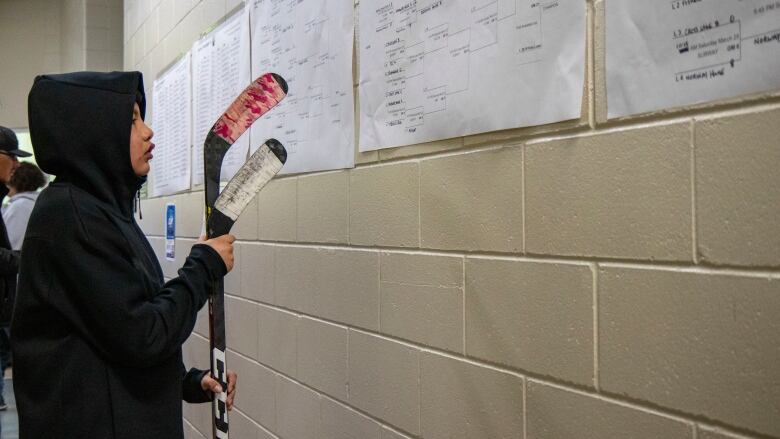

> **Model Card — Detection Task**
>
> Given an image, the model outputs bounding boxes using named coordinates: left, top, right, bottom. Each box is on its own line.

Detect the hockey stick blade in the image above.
left=205, top=73, right=287, bottom=212
left=207, top=139, right=286, bottom=238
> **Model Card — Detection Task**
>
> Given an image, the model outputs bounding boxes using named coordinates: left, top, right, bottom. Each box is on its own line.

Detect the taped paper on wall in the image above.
left=248, top=0, right=355, bottom=174
left=151, top=54, right=192, bottom=197
left=607, top=0, right=780, bottom=118
left=192, top=9, right=252, bottom=186
left=358, top=0, right=586, bottom=151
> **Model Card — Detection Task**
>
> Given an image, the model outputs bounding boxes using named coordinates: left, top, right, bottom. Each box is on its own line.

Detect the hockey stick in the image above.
left=206, top=140, right=286, bottom=438
left=204, top=73, right=287, bottom=439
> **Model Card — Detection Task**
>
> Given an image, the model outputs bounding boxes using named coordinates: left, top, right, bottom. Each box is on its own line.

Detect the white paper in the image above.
left=191, top=35, right=215, bottom=187
left=358, top=0, right=586, bottom=151
left=151, top=54, right=192, bottom=197
left=249, top=0, right=355, bottom=174
left=191, top=9, right=252, bottom=186
left=607, top=0, right=780, bottom=118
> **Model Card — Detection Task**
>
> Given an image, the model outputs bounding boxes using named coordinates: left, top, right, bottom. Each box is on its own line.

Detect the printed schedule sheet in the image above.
left=607, top=0, right=780, bottom=117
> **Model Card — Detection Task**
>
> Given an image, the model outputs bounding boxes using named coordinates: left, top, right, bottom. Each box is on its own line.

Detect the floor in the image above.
left=0, top=378, right=18, bottom=439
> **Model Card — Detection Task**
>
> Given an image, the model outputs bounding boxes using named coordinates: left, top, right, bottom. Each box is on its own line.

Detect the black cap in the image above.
left=0, top=126, right=32, bottom=158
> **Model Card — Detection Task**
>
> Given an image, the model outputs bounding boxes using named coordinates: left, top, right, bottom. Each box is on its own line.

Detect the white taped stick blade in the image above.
left=214, top=142, right=284, bottom=221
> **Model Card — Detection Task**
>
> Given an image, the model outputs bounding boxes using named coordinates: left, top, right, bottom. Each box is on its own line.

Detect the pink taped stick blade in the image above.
left=211, top=73, right=287, bottom=145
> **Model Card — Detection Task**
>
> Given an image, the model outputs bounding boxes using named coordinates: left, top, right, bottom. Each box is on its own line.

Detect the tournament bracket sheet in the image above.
left=249, top=0, right=355, bottom=174
left=151, top=54, right=192, bottom=197
left=192, top=9, right=251, bottom=186
left=358, top=0, right=586, bottom=151
left=607, top=0, right=780, bottom=118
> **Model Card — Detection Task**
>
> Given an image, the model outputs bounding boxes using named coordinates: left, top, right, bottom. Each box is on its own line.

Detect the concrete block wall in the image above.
left=126, top=0, right=780, bottom=438
left=0, top=0, right=124, bottom=129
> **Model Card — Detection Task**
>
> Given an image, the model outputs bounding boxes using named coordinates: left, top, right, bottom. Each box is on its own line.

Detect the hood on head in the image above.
left=28, top=71, right=147, bottom=218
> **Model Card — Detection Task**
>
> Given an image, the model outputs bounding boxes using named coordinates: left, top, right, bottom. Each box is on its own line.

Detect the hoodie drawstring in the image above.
left=134, top=190, right=143, bottom=220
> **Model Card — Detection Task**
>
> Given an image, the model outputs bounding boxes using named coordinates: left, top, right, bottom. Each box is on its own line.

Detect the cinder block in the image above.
left=181, top=7, right=200, bottom=49
left=421, top=352, right=524, bottom=439
left=275, top=246, right=318, bottom=314
left=228, top=411, right=260, bottom=439
left=463, top=119, right=588, bottom=148
left=199, top=0, right=225, bottom=31
left=158, top=0, right=175, bottom=40
left=226, top=0, right=243, bottom=13
left=146, top=235, right=164, bottom=270
left=232, top=197, right=259, bottom=241
left=526, top=381, right=693, bottom=439
left=380, top=252, right=463, bottom=352
left=599, top=267, right=780, bottom=437
left=380, top=283, right=462, bottom=352
left=173, top=0, right=192, bottom=28
left=193, top=303, right=208, bottom=338
left=138, top=196, right=166, bottom=236
left=297, top=171, right=349, bottom=244
left=124, top=43, right=132, bottom=69
left=257, top=178, right=297, bottom=242
left=224, top=242, right=241, bottom=294
left=240, top=243, right=275, bottom=304
left=420, top=146, right=523, bottom=252
left=381, top=428, right=411, bottom=439
left=319, top=397, right=382, bottom=439
left=258, top=425, right=276, bottom=439
left=465, top=258, right=594, bottom=386
left=142, top=15, right=157, bottom=55
left=381, top=252, right=462, bottom=287
left=177, top=191, right=205, bottom=238
left=226, top=351, right=276, bottom=431
left=173, top=238, right=197, bottom=277
left=162, top=25, right=182, bottom=67
left=349, top=163, right=419, bottom=247
left=316, top=248, right=380, bottom=330
left=149, top=45, right=165, bottom=86
left=696, top=107, right=780, bottom=267
left=297, top=317, right=348, bottom=400
left=275, top=376, right=320, bottom=439
left=184, top=332, right=209, bottom=371
left=257, top=305, right=298, bottom=377
left=187, top=398, right=211, bottom=438
left=155, top=236, right=194, bottom=279
left=225, top=296, right=258, bottom=359
left=275, top=246, right=379, bottom=330
left=525, top=123, right=693, bottom=261
left=133, top=30, right=144, bottom=62
left=378, top=137, right=464, bottom=161
left=348, top=331, right=420, bottom=434
left=698, top=427, right=754, bottom=439
left=86, top=4, right=109, bottom=29
left=183, top=419, right=205, bottom=439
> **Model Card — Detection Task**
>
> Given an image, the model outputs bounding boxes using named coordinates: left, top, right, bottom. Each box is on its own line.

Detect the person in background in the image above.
left=0, top=126, right=31, bottom=411
left=0, top=162, right=46, bottom=391
left=3, top=162, right=47, bottom=250
left=12, top=72, right=236, bottom=438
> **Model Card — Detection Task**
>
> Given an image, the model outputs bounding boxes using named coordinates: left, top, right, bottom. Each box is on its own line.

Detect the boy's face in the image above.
left=0, top=152, right=19, bottom=185
left=129, top=103, right=155, bottom=177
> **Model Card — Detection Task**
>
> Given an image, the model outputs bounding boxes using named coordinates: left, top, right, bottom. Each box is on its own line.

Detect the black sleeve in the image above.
left=38, top=216, right=226, bottom=368
left=182, top=365, right=212, bottom=403
left=0, top=248, right=19, bottom=276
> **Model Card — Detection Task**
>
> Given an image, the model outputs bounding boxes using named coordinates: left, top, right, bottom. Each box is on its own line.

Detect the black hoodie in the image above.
left=12, top=71, right=225, bottom=439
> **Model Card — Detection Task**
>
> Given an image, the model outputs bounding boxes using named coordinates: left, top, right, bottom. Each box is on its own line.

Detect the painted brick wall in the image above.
left=126, top=0, right=780, bottom=438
